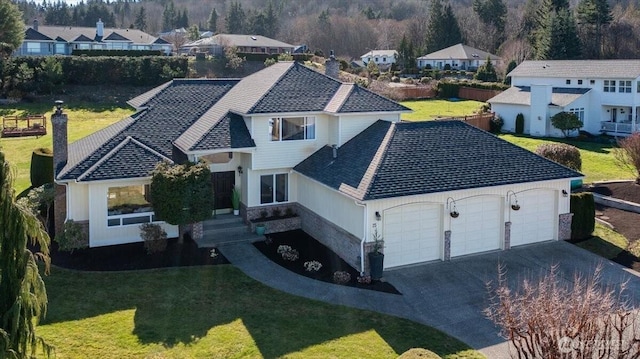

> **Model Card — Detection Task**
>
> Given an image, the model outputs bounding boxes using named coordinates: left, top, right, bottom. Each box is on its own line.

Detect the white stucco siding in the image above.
left=67, top=182, right=89, bottom=221
left=250, top=114, right=329, bottom=170
left=296, top=174, right=364, bottom=239
left=491, top=103, right=529, bottom=134
left=87, top=180, right=178, bottom=247
left=328, top=115, right=339, bottom=146
left=338, top=115, right=399, bottom=146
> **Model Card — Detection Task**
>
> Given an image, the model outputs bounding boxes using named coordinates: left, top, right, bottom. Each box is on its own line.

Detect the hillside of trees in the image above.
left=13, top=0, right=640, bottom=64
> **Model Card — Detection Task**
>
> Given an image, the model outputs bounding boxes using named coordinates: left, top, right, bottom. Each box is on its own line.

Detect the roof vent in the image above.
left=332, top=144, right=338, bottom=159
left=251, top=36, right=257, bottom=40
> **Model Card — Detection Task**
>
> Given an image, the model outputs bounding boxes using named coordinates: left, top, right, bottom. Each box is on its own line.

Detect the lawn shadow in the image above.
left=506, top=133, right=614, bottom=154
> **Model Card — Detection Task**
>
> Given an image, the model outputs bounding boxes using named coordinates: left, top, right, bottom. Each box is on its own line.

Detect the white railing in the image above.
left=600, top=121, right=638, bottom=134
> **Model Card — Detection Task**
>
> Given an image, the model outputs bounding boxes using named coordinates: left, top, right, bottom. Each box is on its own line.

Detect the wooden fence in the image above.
left=458, top=87, right=503, bottom=102
left=393, top=86, right=436, bottom=100
left=435, top=113, right=493, bottom=132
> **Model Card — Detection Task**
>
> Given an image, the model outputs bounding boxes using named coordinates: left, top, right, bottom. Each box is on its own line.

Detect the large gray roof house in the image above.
left=53, top=60, right=581, bottom=275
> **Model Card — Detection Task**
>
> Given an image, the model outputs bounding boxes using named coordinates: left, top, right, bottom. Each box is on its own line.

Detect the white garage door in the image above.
left=383, top=203, right=442, bottom=268
left=510, top=190, right=557, bottom=247
left=450, top=196, right=502, bottom=257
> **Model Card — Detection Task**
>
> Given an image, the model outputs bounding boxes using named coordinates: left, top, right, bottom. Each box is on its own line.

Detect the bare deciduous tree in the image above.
left=614, top=132, right=640, bottom=184
left=485, top=264, right=640, bottom=359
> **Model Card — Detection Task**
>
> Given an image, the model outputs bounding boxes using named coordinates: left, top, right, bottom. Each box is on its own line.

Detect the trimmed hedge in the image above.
left=534, top=143, right=582, bottom=171
left=570, top=192, right=595, bottom=240
left=515, top=113, right=525, bottom=134
left=238, top=52, right=312, bottom=62
left=436, top=79, right=509, bottom=98
left=72, top=49, right=163, bottom=57
left=30, top=148, right=53, bottom=187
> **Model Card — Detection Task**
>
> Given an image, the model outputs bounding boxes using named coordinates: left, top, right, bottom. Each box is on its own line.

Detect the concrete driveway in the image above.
left=384, top=241, right=640, bottom=358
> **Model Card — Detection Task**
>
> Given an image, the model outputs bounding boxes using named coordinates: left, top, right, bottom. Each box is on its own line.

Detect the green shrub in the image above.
left=534, top=143, right=582, bottom=171
left=30, top=148, right=53, bottom=187
left=515, top=113, right=525, bottom=134
left=398, top=348, right=442, bottom=359
left=72, top=49, right=163, bottom=56
left=570, top=192, right=595, bottom=240
left=56, top=219, right=88, bottom=252
left=551, top=111, right=582, bottom=137
left=490, top=115, right=504, bottom=134
left=140, top=223, right=168, bottom=254
left=443, top=64, right=451, bottom=70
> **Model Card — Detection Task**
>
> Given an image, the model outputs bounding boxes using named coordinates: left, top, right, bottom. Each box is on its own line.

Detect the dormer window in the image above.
left=269, top=117, right=315, bottom=141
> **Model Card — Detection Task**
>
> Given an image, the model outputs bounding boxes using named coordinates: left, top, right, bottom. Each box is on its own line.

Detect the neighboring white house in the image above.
left=416, top=43, right=501, bottom=70
left=360, top=50, right=397, bottom=69
left=180, top=34, right=294, bottom=56
left=53, top=61, right=580, bottom=274
left=15, top=19, right=172, bottom=56
left=488, top=60, right=640, bottom=137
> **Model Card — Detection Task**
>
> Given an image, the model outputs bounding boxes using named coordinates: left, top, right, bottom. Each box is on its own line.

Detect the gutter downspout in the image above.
left=355, top=200, right=367, bottom=275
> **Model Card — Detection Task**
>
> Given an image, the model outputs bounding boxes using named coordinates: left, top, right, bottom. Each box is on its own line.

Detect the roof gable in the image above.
left=74, top=34, right=94, bottom=42
left=338, top=85, right=409, bottom=113
left=508, top=60, right=640, bottom=79
left=488, top=86, right=591, bottom=107
left=104, top=32, right=130, bottom=41
left=24, top=28, right=52, bottom=41
left=191, top=112, right=256, bottom=151
left=296, top=120, right=582, bottom=200
left=419, top=43, right=500, bottom=61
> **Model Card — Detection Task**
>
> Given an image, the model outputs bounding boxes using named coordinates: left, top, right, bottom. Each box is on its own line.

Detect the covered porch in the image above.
left=600, top=105, right=640, bottom=135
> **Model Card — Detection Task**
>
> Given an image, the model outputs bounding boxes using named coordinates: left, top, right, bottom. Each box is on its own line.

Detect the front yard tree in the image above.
left=0, top=0, right=25, bottom=57
left=0, top=151, right=52, bottom=358
left=550, top=111, right=582, bottom=137
left=474, top=57, right=497, bottom=82
left=150, top=161, right=214, bottom=243
left=613, top=132, right=640, bottom=184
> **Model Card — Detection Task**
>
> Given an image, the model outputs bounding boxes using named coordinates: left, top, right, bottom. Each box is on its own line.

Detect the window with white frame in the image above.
left=260, top=174, right=288, bottom=204
left=26, top=42, right=41, bottom=54
left=604, top=80, right=616, bottom=92
left=568, top=107, right=585, bottom=123
left=269, top=117, right=315, bottom=141
left=619, top=80, right=632, bottom=93
left=107, top=185, right=155, bottom=227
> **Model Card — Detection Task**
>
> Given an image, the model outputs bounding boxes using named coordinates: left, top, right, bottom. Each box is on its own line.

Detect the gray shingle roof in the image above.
left=417, top=43, right=500, bottom=61
left=488, top=86, right=590, bottom=106
left=192, top=112, right=256, bottom=151
left=59, top=79, right=238, bottom=181
left=295, top=120, right=582, bottom=201
left=508, top=60, right=640, bottom=79
left=338, top=85, right=409, bottom=113
left=183, top=34, right=294, bottom=49
left=30, top=25, right=162, bottom=45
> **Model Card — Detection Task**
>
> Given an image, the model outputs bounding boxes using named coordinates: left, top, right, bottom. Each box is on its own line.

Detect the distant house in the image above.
left=416, top=44, right=501, bottom=71
left=488, top=60, right=640, bottom=137
left=180, top=34, right=294, bottom=56
left=360, top=50, right=397, bottom=69
left=15, top=19, right=172, bottom=56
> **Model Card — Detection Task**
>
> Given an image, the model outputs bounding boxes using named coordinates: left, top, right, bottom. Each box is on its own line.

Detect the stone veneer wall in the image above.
left=191, top=222, right=203, bottom=240
left=296, top=203, right=363, bottom=271
left=558, top=213, right=573, bottom=240
left=504, top=221, right=512, bottom=250
left=250, top=217, right=301, bottom=234
left=245, top=203, right=298, bottom=222
left=76, top=220, right=90, bottom=248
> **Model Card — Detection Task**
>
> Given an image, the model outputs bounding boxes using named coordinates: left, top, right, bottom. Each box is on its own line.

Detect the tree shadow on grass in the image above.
left=42, top=266, right=475, bottom=358
left=504, top=133, right=614, bottom=154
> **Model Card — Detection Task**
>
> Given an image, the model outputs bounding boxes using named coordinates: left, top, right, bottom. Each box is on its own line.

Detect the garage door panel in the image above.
left=383, top=203, right=442, bottom=268
left=510, top=190, right=557, bottom=247
left=450, top=197, right=502, bottom=257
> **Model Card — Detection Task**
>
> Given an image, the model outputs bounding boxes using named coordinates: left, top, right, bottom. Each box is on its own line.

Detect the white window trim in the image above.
left=269, top=116, right=316, bottom=142
left=107, top=211, right=159, bottom=227
left=259, top=173, right=289, bottom=205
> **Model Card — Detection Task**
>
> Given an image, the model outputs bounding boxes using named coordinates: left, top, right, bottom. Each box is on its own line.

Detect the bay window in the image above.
left=260, top=174, right=288, bottom=204
left=269, top=117, right=315, bottom=141
left=107, top=185, right=155, bottom=227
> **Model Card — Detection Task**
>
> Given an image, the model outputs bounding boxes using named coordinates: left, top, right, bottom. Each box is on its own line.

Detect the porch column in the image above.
left=633, top=106, right=637, bottom=132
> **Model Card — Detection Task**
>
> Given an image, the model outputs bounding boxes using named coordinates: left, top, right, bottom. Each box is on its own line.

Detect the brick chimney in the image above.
left=33, top=19, right=39, bottom=31
left=325, top=50, right=339, bottom=79
left=52, top=100, right=68, bottom=236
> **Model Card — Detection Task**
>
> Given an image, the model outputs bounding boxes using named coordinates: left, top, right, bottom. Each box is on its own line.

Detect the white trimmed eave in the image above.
left=75, top=176, right=152, bottom=185
left=333, top=110, right=411, bottom=116
left=189, top=146, right=256, bottom=157
left=291, top=169, right=362, bottom=201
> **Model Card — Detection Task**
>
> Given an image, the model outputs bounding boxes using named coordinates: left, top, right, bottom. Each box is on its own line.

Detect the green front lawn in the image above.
left=400, top=100, right=484, bottom=121
left=576, top=223, right=629, bottom=259
left=38, top=265, right=483, bottom=359
left=0, top=103, right=132, bottom=194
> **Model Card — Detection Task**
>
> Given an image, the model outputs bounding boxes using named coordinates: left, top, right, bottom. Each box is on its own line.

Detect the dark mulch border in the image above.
left=254, top=230, right=401, bottom=295
left=47, top=235, right=229, bottom=271
left=589, top=181, right=640, bottom=204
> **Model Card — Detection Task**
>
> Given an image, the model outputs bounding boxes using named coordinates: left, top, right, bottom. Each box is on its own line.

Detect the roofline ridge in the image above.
left=77, top=136, right=135, bottom=181
left=246, top=62, right=297, bottom=113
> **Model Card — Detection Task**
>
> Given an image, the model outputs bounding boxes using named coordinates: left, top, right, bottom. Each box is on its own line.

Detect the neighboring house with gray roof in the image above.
left=488, top=60, right=640, bottom=137
left=53, top=61, right=580, bottom=274
left=360, top=50, right=397, bottom=70
left=180, top=34, right=294, bottom=56
left=416, top=43, right=501, bottom=71
left=15, top=19, right=172, bottom=56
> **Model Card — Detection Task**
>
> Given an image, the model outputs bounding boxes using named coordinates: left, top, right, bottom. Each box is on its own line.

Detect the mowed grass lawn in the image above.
left=401, top=100, right=632, bottom=184
left=39, top=265, right=483, bottom=359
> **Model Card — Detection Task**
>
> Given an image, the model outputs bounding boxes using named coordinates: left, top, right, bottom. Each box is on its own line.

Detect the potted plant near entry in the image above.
left=231, top=187, right=240, bottom=216
left=255, top=223, right=266, bottom=236
left=368, top=228, right=384, bottom=280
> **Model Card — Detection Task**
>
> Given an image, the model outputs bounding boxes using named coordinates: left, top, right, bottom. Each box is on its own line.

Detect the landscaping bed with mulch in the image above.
left=48, top=235, right=229, bottom=271
left=254, top=230, right=401, bottom=295
left=583, top=181, right=640, bottom=271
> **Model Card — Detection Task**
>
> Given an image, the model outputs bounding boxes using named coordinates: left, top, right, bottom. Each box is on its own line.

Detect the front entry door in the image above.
left=611, top=108, right=617, bottom=122
left=211, top=171, right=235, bottom=210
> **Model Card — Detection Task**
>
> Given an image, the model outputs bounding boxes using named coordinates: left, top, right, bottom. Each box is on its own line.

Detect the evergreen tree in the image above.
left=576, top=0, right=612, bottom=59
left=0, top=0, right=25, bottom=57
left=188, top=24, right=199, bottom=41
left=474, top=56, right=498, bottom=82
left=397, top=34, right=416, bottom=71
left=0, top=151, right=52, bottom=358
left=162, top=1, right=177, bottom=31
left=226, top=1, right=246, bottom=34
left=207, top=7, right=218, bottom=32
left=425, top=0, right=462, bottom=53
left=535, top=8, right=581, bottom=59
left=473, top=0, right=506, bottom=33
left=264, top=1, right=279, bottom=38
left=134, top=6, right=147, bottom=31
left=177, top=9, right=188, bottom=29
left=504, top=59, right=517, bottom=84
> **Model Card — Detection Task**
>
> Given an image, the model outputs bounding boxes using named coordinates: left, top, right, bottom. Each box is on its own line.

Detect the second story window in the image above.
left=269, top=117, right=315, bottom=141
left=566, top=79, right=571, bottom=85
left=604, top=80, right=616, bottom=92
left=619, top=80, right=632, bottom=93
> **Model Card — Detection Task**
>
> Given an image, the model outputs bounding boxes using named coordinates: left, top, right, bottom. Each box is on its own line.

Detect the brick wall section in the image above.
left=76, top=220, right=90, bottom=248
left=296, top=203, right=363, bottom=271
left=54, top=183, right=66, bottom=238
left=250, top=216, right=301, bottom=234
left=245, top=203, right=297, bottom=222
left=325, top=55, right=339, bottom=79
left=558, top=213, right=573, bottom=240
left=191, top=221, right=203, bottom=240
left=504, top=221, right=512, bottom=250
